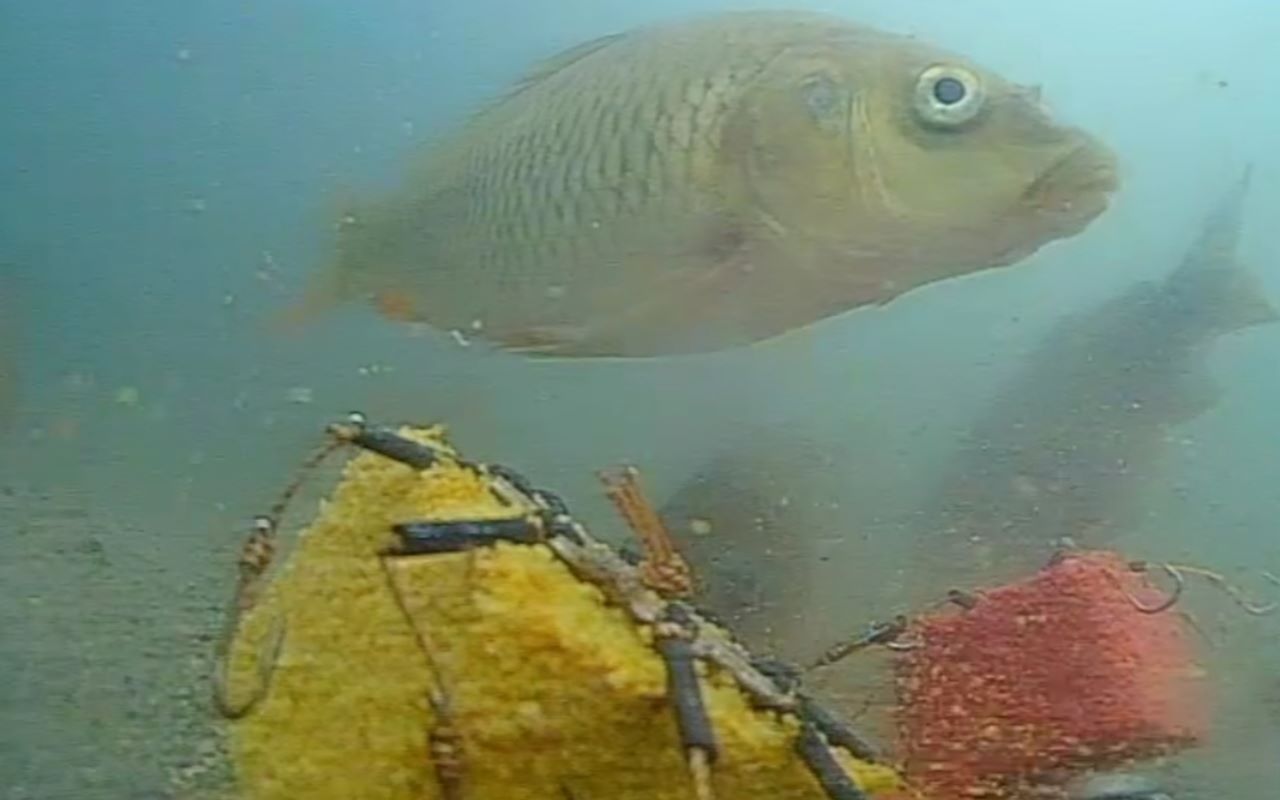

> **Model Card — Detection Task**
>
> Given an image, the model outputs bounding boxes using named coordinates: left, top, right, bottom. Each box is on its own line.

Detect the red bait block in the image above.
left=894, top=551, right=1209, bottom=799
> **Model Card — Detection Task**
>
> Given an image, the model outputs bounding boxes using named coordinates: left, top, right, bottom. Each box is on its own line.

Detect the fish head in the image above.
left=733, top=31, right=1118, bottom=295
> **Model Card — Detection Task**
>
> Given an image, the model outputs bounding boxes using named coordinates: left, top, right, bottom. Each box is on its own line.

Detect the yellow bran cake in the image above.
left=221, top=424, right=907, bottom=800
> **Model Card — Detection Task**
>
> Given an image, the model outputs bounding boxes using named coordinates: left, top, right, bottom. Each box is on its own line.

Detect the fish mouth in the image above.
left=1021, top=139, right=1120, bottom=229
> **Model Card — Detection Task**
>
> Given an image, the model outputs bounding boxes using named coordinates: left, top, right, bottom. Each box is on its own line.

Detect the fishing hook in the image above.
left=212, top=434, right=344, bottom=719
left=1167, top=563, right=1278, bottom=616
left=1121, top=561, right=1184, bottom=614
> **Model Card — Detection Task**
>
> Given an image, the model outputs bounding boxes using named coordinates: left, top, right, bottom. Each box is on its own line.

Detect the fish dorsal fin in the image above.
left=1169, top=164, right=1278, bottom=333
left=497, top=32, right=628, bottom=102
left=1180, top=164, right=1252, bottom=271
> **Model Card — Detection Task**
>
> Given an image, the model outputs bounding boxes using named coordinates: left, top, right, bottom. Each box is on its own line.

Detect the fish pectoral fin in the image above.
left=497, top=324, right=592, bottom=357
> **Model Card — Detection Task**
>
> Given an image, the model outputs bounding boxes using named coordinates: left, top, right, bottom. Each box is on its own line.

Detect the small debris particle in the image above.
left=688, top=518, right=713, bottom=536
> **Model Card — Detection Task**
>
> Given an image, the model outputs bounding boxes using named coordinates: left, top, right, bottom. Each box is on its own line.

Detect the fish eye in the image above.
left=913, top=64, right=986, bottom=129
left=801, top=73, right=843, bottom=120
left=933, top=76, right=966, bottom=105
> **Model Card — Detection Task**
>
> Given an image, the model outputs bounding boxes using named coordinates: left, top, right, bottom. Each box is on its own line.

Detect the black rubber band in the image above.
left=346, top=426, right=441, bottom=470
left=795, top=724, right=868, bottom=800
left=391, top=519, right=542, bottom=554
left=656, top=635, right=718, bottom=761
left=797, top=696, right=881, bottom=762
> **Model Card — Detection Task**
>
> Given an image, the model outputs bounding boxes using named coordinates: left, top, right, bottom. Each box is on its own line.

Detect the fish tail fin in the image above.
left=268, top=181, right=373, bottom=336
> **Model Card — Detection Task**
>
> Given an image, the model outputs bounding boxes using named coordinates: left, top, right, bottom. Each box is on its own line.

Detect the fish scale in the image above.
left=454, top=39, right=739, bottom=257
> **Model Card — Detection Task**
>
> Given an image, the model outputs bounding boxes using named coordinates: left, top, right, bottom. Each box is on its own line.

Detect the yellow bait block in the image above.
left=219, top=417, right=909, bottom=800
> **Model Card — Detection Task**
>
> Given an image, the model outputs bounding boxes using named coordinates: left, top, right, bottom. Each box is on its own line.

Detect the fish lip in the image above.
left=1022, top=139, right=1120, bottom=222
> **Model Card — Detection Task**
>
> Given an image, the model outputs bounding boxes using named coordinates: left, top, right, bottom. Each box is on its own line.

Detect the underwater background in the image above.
left=1, top=1, right=1277, bottom=798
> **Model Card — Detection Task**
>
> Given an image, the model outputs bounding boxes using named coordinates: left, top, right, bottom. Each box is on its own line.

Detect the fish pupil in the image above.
left=803, top=75, right=839, bottom=117
left=933, top=77, right=966, bottom=105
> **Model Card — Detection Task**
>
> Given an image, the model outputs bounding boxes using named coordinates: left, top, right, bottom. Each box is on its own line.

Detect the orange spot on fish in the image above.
left=373, top=291, right=417, bottom=322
